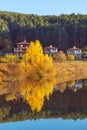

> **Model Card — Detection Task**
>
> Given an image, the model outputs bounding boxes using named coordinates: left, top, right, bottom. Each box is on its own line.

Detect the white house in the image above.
left=14, top=40, right=29, bottom=57
left=67, top=46, right=82, bottom=59
left=44, top=45, right=58, bottom=56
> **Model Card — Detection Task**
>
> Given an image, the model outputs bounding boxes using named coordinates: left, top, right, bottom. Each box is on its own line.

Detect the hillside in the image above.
left=0, top=11, right=87, bottom=52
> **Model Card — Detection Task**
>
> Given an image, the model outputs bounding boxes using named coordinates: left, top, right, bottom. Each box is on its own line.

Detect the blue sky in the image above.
left=0, top=0, right=87, bottom=15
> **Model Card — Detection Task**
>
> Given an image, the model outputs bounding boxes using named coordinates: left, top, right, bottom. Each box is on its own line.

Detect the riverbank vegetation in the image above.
left=0, top=40, right=87, bottom=112
left=0, top=40, right=87, bottom=84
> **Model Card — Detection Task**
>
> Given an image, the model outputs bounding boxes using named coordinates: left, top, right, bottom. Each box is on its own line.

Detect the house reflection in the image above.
left=67, top=80, right=82, bottom=92
left=54, top=80, right=83, bottom=93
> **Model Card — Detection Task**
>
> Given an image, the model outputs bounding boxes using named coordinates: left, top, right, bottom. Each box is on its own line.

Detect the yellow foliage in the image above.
left=5, top=93, right=16, bottom=101
left=0, top=64, right=21, bottom=89
left=55, top=51, right=66, bottom=61
left=67, top=80, right=75, bottom=87
left=58, top=82, right=67, bottom=93
left=19, top=78, right=55, bottom=112
left=0, top=57, right=8, bottom=63
left=4, top=54, right=19, bottom=63
left=20, top=40, right=56, bottom=81
left=67, top=54, right=75, bottom=61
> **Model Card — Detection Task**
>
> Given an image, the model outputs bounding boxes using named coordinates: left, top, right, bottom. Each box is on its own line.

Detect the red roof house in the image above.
left=14, top=40, right=29, bottom=57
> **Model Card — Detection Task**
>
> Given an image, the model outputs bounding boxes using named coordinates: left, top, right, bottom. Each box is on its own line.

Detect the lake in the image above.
left=0, top=79, right=87, bottom=130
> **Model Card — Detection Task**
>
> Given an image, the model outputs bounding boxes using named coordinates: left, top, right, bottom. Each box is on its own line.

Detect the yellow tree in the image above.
left=4, top=54, right=20, bottom=63
left=67, top=54, right=75, bottom=61
left=21, top=40, right=56, bottom=81
left=55, top=51, right=66, bottom=61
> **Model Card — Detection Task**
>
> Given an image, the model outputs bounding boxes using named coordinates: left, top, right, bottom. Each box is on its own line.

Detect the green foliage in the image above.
left=0, top=12, right=87, bottom=52
left=82, top=46, right=87, bottom=58
left=83, top=45, right=87, bottom=52
left=82, top=51, right=87, bottom=58
left=0, top=106, right=11, bottom=120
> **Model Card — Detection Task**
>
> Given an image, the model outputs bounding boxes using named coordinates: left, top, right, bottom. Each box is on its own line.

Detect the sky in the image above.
left=0, top=0, right=87, bottom=15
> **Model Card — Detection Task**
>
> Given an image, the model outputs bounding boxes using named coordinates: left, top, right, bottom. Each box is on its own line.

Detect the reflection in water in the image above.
left=56, top=82, right=67, bottom=93
left=0, top=63, right=57, bottom=112
left=4, top=78, right=56, bottom=112
left=54, top=80, right=83, bottom=93
left=19, top=79, right=56, bottom=112
left=0, top=79, right=87, bottom=122
left=0, top=65, right=85, bottom=114
left=0, top=76, right=85, bottom=113
left=0, top=64, right=87, bottom=123
left=67, top=80, right=82, bottom=92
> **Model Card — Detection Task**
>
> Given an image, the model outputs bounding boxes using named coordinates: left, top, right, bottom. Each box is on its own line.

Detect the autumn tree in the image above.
left=55, top=51, right=66, bottom=61
left=20, top=40, right=56, bottom=81
left=4, top=54, right=20, bottom=63
left=67, top=54, right=75, bottom=61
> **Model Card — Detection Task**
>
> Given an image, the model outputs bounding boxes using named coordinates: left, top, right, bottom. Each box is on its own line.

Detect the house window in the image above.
left=75, top=50, right=81, bottom=54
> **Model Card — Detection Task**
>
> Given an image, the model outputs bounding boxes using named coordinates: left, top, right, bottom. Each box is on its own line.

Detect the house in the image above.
left=14, top=40, right=29, bottom=57
left=44, top=45, right=58, bottom=56
left=67, top=46, right=82, bottom=59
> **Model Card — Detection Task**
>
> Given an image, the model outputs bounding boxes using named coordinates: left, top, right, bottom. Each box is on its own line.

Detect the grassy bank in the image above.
left=0, top=61, right=87, bottom=96
left=1, top=61, right=87, bottom=83
left=54, top=61, right=87, bottom=83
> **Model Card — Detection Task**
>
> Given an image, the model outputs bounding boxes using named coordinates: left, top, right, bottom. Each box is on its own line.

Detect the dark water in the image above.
left=0, top=79, right=87, bottom=130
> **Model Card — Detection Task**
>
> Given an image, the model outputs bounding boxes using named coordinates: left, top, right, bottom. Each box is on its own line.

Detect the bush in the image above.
left=55, top=51, right=66, bottom=61
left=67, top=54, right=75, bottom=61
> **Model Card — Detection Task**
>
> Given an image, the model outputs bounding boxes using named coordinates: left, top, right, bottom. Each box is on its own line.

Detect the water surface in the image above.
left=0, top=79, right=87, bottom=130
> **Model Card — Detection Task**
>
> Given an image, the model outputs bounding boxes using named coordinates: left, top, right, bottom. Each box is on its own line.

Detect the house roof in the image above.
left=44, top=45, right=58, bottom=49
left=16, top=40, right=29, bottom=45
left=67, top=46, right=81, bottom=51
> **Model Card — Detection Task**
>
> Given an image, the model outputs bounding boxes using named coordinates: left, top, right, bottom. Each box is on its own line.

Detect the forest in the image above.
left=0, top=11, right=87, bottom=53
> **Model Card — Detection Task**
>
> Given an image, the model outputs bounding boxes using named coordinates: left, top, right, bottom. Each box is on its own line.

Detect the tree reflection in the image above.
left=3, top=78, right=56, bottom=112
left=0, top=63, right=84, bottom=112
left=0, top=78, right=84, bottom=112
left=67, top=80, right=82, bottom=92
left=0, top=62, right=57, bottom=112
left=57, top=82, right=67, bottom=93
left=0, top=64, right=21, bottom=89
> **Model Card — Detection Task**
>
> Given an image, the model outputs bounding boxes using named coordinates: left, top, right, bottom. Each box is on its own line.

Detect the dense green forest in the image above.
left=0, top=11, right=87, bottom=52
